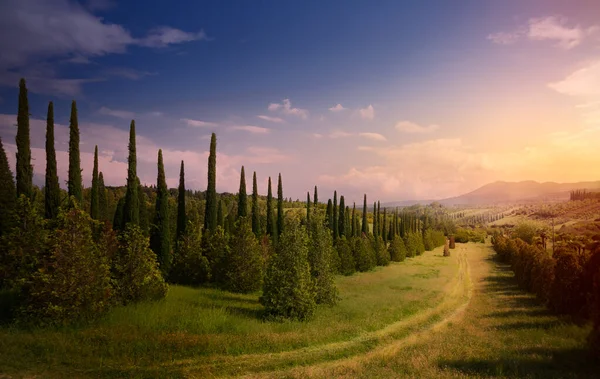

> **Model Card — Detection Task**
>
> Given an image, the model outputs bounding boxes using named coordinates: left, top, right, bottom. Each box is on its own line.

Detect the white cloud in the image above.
left=139, top=27, right=209, bottom=48
left=268, top=99, right=309, bottom=119
left=98, top=106, right=135, bottom=119
left=329, top=104, right=347, bottom=112
left=527, top=16, right=591, bottom=49
left=257, top=115, right=284, bottom=123
left=329, top=130, right=353, bottom=139
left=395, top=120, right=440, bottom=134
left=358, top=105, right=375, bottom=120
left=230, top=125, right=270, bottom=134
left=487, top=32, right=520, bottom=45
left=181, top=118, right=218, bottom=128
left=358, top=132, right=387, bottom=141
left=548, top=60, right=600, bottom=97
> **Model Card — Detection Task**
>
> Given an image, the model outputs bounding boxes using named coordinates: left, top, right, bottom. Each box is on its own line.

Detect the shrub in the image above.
left=201, top=226, right=229, bottom=285
left=374, top=237, right=390, bottom=266
left=389, top=237, right=407, bottom=262
left=113, top=225, right=168, bottom=305
left=335, top=237, right=355, bottom=276
left=549, top=249, right=586, bottom=319
left=353, top=236, right=375, bottom=272
left=260, top=218, right=316, bottom=320
left=512, top=221, right=539, bottom=244
left=223, top=217, right=265, bottom=293
left=307, top=214, right=338, bottom=305
left=170, top=222, right=210, bottom=286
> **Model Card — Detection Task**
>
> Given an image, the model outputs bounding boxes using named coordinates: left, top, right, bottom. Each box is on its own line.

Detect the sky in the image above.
left=0, top=0, right=599, bottom=204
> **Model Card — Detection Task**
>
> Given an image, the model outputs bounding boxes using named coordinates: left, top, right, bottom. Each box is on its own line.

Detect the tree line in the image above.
left=0, top=78, right=452, bottom=324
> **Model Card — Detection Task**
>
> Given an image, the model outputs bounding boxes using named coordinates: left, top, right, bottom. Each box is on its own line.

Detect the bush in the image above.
left=201, top=226, right=229, bottom=286
left=113, top=225, right=168, bottom=305
left=335, top=237, right=355, bottom=276
left=388, top=237, right=407, bottom=262
left=170, top=222, right=211, bottom=286
left=223, top=217, right=265, bottom=293
left=513, top=221, right=539, bottom=244
left=260, top=218, right=316, bottom=321
left=353, top=236, right=376, bottom=272
left=374, top=237, right=390, bottom=266
left=21, top=207, right=112, bottom=325
left=307, top=214, right=338, bottom=305
left=455, top=228, right=486, bottom=243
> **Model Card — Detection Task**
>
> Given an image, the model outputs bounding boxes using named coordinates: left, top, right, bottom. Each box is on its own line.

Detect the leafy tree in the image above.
left=90, top=145, right=99, bottom=219
left=98, top=172, right=108, bottom=222
left=307, top=213, right=338, bottom=305
left=170, top=221, right=210, bottom=285
left=176, top=161, right=187, bottom=240
left=361, top=194, right=368, bottom=235
left=338, top=195, right=345, bottom=237
left=204, top=133, right=218, bottom=232
left=252, top=171, right=261, bottom=236
left=266, top=177, right=274, bottom=236
left=16, top=78, right=32, bottom=199
left=332, top=191, right=338, bottom=240
left=68, top=101, right=83, bottom=204
left=113, top=224, right=168, bottom=304
left=223, top=217, right=265, bottom=293
left=150, top=150, right=171, bottom=277
left=0, top=137, right=16, bottom=237
left=277, top=173, right=283, bottom=236
left=237, top=166, right=248, bottom=218
left=44, top=102, right=60, bottom=220
left=122, top=121, right=139, bottom=226
left=261, top=217, right=316, bottom=320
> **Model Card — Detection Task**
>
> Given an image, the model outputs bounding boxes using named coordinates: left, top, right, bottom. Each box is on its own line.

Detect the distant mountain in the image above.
left=383, top=180, right=600, bottom=207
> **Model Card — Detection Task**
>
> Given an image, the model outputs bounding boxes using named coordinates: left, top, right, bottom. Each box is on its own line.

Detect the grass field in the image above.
left=1, top=243, right=597, bottom=378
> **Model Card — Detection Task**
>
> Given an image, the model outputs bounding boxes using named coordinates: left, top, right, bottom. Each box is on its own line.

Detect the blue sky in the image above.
left=1, top=0, right=599, bottom=203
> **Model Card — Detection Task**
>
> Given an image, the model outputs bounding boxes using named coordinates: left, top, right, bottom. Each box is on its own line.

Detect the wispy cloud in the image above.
left=230, top=125, right=270, bottom=134
left=548, top=60, right=600, bottom=96
left=328, top=104, right=347, bottom=112
left=359, top=132, right=387, bottom=141
left=395, top=120, right=440, bottom=134
left=139, top=27, right=210, bottom=48
left=181, top=118, right=219, bottom=127
left=98, top=106, right=135, bottom=119
left=267, top=99, right=309, bottom=119
left=257, top=115, right=284, bottom=123
left=329, top=130, right=353, bottom=139
left=487, top=32, right=520, bottom=45
left=358, top=104, right=375, bottom=120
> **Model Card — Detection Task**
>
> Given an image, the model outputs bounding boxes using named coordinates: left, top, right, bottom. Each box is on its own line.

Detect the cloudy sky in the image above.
left=0, top=0, right=599, bottom=204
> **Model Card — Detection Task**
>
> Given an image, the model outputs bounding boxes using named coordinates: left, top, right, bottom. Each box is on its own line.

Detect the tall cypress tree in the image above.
left=338, top=195, right=345, bottom=237
left=176, top=160, right=187, bottom=240
left=44, top=101, right=60, bottom=219
left=277, top=173, right=284, bottom=236
left=251, top=171, right=261, bottom=236
left=137, top=178, right=149, bottom=235
left=122, top=120, right=139, bottom=226
left=0, top=137, right=16, bottom=237
left=332, top=191, right=338, bottom=240
left=217, top=199, right=224, bottom=228
left=351, top=202, right=356, bottom=237
left=377, top=201, right=381, bottom=236
left=382, top=208, right=387, bottom=242
left=266, top=177, right=274, bottom=236
left=306, top=192, right=311, bottom=226
left=326, top=199, right=333, bottom=230
left=362, top=194, right=368, bottom=235
left=237, top=166, right=247, bottom=219
left=98, top=172, right=108, bottom=222
left=204, top=133, right=217, bottom=232
left=16, top=78, right=32, bottom=199
left=90, top=145, right=100, bottom=220
left=68, top=100, right=83, bottom=204
left=313, top=186, right=318, bottom=208
left=150, top=149, right=171, bottom=277
left=373, top=201, right=378, bottom=238
left=345, top=205, right=351, bottom=237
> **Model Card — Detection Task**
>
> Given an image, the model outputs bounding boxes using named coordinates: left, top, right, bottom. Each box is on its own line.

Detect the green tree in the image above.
left=382, top=208, right=387, bottom=243
left=260, top=218, right=316, bottom=320
left=332, top=191, right=338, bottom=240
left=202, top=227, right=229, bottom=285
left=361, top=194, right=368, bottom=235
left=170, top=222, right=210, bottom=285
left=0, top=137, right=16, bottom=237
left=326, top=199, right=333, bottom=230
left=338, top=195, right=345, bottom=238
left=308, top=213, right=338, bottom=305
left=204, top=133, right=218, bottom=232
left=373, top=202, right=378, bottom=238
left=252, top=171, right=261, bottom=236
left=137, top=179, right=149, bottom=235
left=306, top=192, right=311, bottom=226
left=266, top=177, right=274, bottom=236
left=16, top=78, right=32, bottom=199
left=90, top=145, right=100, bottom=220
left=374, top=236, right=390, bottom=266
left=122, top=121, right=139, bottom=226
left=313, top=186, right=318, bottom=208
left=223, top=217, right=265, bottom=293
left=277, top=173, right=283, bottom=236
left=237, top=166, right=248, bottom=219
left=67, top=101, right=82, bottom=204
left=176, top=161, right=187, bottom=240
left=113, top=197, right=125, bottom=232
left=44, top=102, right=60, bottom=220
left=336, top=237, right=355, bottom=275
left=389, top=236, right=407, bottom=262
left=150, top=149, right=171, bottom=277
left=351, top=203, right=356, bottom=237
left=98, top=172, right=108, bottom=222
left=217, top=199, right=224, bottom=228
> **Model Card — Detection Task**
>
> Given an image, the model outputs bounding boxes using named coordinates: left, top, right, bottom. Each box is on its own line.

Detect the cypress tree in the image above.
left=16, top=78, right=32, bottom=199
left=306, top=191, right=311, bottom=226
left=266, top=177, right=274, bottom=236
left=113, top=197, right=125, bottom=231
left=326, top=199, right=333, bottom=230
left=345, top=206, right=351, bottom=237
left=0, top=137, right=16, bottom=237
left=122, top=120, right=139, bottom=226
left=351, top=202, right=356, bottom=237
left=373, top=201, right=378, bottom=238
left=277, top=173, right=283, bottom=236
left=237, top=166, right=247, bottom=219
left=333, top=191, right=338, bottom=240
left=176, top=161, right=187, bottom=240
left=361, top=194, right=368, bottom=235
left=68, top=100, right=83, bottom=204
left=98, top=172, right=108, bottom=222
left=137, top=178, right=149, bottom=235
left=338, top=195, right=345, bottom=237
left=90, top=145, right=99, bottom=220
left=204, top=133, right=217, bottom=232
left=382, top=208, right=387, bottom=242
left=251, top=171, right=260, bottom=236
left=377, top=201, right=381, bottom=236
left=150, top=149, right=171, bottom=277
left=217, top=199, right=224, bottom=228
left=44, top=101, right=60, bottom=219
left=313, top=186, right=318, bottom=208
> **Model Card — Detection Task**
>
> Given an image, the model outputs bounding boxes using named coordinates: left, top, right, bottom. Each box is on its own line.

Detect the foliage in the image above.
left=512, top=221, right=539, bottom=244
left=237, top=166, right=248, bottom=219
left=388, top=236, right=406, bottom=262
left=260, top=218, right=316, bottom=320
left=16, top=78, right=32, bottom=199
left=277, top=173, right=284, bottom=236
left=0, top=137, right=16, bottom=237
left=549, top=249, right=586, bottom=318
left=90, top=146, right=99, bottom=220
left=177, top=161, right=187, bottom=240
left=353, top=236, right=376, bottom=272
left=122, top=121, right=139, bottom=226
left=67, top=101, right=82, bottom=204
left=202, top=226, right=230, bottom=285
left=98, top=172, right=108, bottom=221
left=44, top=102, right=60, bottom=220
left=455, top=228, right=486, bottom=243
left=223, top=217, right=264, bottom=293
left=266, top=177, right=274, bottom=236
left=252, top=172, right=261, bottom=237
left=374, top=237, right=390, bottom=266
left=307, top=214, right=338, bottom=305
left=204, top=133, right=218, bottom=232
left=150, top=149, right=171, bottom=277
left=170, top=222, right=210, bottom=286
